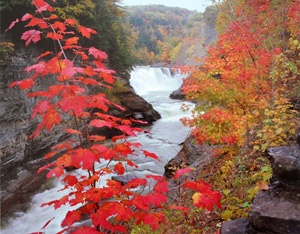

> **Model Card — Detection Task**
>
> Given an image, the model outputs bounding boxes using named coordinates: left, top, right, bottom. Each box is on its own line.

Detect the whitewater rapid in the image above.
left=1, top=66, right=193, bottom=233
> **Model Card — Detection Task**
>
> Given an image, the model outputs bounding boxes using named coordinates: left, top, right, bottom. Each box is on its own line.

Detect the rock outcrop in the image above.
left=169, top=86, right=186, bottom=100
left=246, top=146, right=300, bottom=234
left=0, top=51, right=160, bottom=219
left=221, top=145, right=300, bottom=234
left=164, top=134, right=214, bottom=182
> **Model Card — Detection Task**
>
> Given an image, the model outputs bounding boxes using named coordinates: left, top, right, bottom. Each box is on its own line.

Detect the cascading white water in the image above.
left=1, top=66, right=193, bottom=233
left=130, top=66, right=183, bottom=95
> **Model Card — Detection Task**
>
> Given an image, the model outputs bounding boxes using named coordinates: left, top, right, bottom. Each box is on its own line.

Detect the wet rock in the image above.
left=247, top=188, right=300, bottom=234
left=245, top=145, right=300, bottom=234
left=267, top=146, right=300, bottom=184
left=116, top=91, right=161, bottom=125
left=169, top=87, right=186, bottom=100
left=220, top=218, right=248, bottom=234
left=164, top=135, right=213, bottom=179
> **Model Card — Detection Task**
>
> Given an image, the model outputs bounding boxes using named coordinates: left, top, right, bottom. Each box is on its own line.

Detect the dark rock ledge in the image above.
left=221, top=145, right=300, bottom=234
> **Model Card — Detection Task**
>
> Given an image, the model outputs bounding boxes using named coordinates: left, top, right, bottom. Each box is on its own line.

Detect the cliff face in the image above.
left=0, top=49, right=160, bottom=219
left=0, top=53, right=68, bottom=218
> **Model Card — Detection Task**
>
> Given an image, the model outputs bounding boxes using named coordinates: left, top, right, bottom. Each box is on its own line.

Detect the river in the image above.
left=1, top=66, right=193, bottom=233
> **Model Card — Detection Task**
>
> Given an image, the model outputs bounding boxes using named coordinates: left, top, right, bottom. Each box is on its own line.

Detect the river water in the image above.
left=1, top=66, right=193, bottom=233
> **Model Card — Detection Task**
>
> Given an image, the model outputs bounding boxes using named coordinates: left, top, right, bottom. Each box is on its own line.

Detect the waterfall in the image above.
left=130, top=66, right=184, bottom=96
left=1, top=66, right=193, bottom=234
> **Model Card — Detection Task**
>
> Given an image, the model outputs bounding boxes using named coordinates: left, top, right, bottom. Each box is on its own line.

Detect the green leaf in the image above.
left=221, top=210, right=233, bottom=221
left=222, top=189, right=231, bottom=196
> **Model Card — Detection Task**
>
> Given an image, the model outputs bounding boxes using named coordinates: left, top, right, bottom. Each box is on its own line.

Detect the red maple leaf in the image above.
left=48, top=15, right=58, bottom=20
left=65, top=19, right=77, bottom=26
left=124, top=178, right=146, bottom=189
left=47, top=32, right=63, bottom=40
left=136, top=212, right=166, bottom=230
left=100, top=71, right=115, bottom=84
left=174, top=167, right=193, bottom=179
left=153, top=181, right=169, bottom=193
left=61, top=210, right=81, bottom=227
left=74, top=51, right=89, bottom=60
left=79, top=26, right=97, bottom=38
left=169, top=206, right=189, bottom=211
left=90, top=119, right=113, bottom=129
left=5, top=18, right=19, bottom=32
left=52, top=21, right=66, bottom=32
left=89, top=135, right=106, bottom=142
left=114, top=143, right=133, bottom=157
left=32, top=0, right=54, bottom=12
left=32, top=100, right=51, bottom=118
left=10, top=78, right=35, bottom=90
left=25, top=61, right=46, bottom=74
left=21, top=13, right=33, bottom=21
left=65, top=129, right=82, bottom=135
left=46, top=166, right=64, bottom=178
left=53, top=195, right=69, bottom=209
left=146, top=175, right=165, bottom=181
left=126, top=159, right=138, bottom=168
left=142, top=150, right=160, bottom=161
left=88, top=47, right=107, bottom=60
left=72, top=148, right=98, bottom=170
left=41, top=217, right=55, bottom=229
left=63, top=175, right=78, bottom=186
left=65, top=37, right=79, bottom=46
left=37, top=161, right=56, bottom=173
left=58, top=90, right=88, bottom=114
left=88, top=94, right=110, bottom=112
left=36, top=51, right=53, bottom=59
left=84, top=66, right=97, bottom=76
left=192, top=191, right=222, bottom=211
left=26, top=17, right=48, bottom=29
left=43, top=151, right=58, bottom=159
left=116, top=125, right=136, bottom=136
left=114, top=162, right=125, bottom=175
left=91, top=203, right=127, bottom=229
left=91, top=144, right=115, bottom=160
left=42, top=109, right=61, bottom=132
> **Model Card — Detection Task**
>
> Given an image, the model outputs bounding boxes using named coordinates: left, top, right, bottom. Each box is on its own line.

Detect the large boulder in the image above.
left=247, top=188, right=300, bottom=234
left=116, top=91, right=161, bottom=124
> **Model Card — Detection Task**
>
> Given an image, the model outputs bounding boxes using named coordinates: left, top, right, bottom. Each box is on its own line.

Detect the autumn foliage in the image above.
left=7, top=0, right=221, bottom=233
left=181, top=0, right=299, bottom=156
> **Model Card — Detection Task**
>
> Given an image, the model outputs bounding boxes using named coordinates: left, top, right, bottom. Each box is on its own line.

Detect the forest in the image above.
left=1, top=0, right=300, bottom=233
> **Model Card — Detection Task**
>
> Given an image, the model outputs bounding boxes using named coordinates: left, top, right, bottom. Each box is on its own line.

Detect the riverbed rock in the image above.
left=116, top=91, right=161, bottom=124
left=169, top=86, right=186, bottom=100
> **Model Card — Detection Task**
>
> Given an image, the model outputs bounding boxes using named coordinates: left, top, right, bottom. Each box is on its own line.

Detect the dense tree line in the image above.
left=1, top=0, right=133, bottom=77
left=124, top=5, right=218, bottom=65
